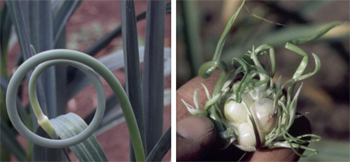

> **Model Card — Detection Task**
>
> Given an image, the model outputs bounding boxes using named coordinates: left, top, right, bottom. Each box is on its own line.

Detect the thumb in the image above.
left=176, top=115, right=246, bottom=161
left=176, top=115, right=217, bottom=161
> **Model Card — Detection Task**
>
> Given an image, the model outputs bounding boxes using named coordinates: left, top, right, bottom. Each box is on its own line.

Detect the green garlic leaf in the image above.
left=50, top=113, right=109, bottom=162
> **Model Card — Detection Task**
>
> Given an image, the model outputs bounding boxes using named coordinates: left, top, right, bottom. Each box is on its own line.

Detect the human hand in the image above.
left=176, top=71, right=311, bottom=161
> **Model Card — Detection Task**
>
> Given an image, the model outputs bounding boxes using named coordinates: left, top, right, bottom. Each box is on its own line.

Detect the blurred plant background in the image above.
left=177, top=0, right=349, bottom=161
left=0, top=0, right=171, bottom=161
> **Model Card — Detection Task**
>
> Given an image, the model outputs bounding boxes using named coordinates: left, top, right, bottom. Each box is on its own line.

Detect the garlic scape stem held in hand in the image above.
left=182, top=0, right=346, bottom=157
left=6, top=49, right=146, bottom=161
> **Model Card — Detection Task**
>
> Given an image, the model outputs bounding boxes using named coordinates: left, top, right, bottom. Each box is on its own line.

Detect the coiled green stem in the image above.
left=6, top=49, right=145, bottom=161
left=29, top=59, right=104, bottom=139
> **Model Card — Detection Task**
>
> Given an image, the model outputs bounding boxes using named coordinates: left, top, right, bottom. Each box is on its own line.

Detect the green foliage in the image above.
left=51, top=113, right=109, bottom=161
left=0, top=0, right=171, bottom=161
left=142, top=0, right=166, bottom=156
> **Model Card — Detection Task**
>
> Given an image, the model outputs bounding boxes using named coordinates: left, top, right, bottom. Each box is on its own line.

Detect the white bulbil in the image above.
left=237, top=123, right=256, bottom=150
left=224, top=100, right=248, bottom=123
left=250, top=98, right=276, bottom=134
left=224, top=94, right=278, bottom=151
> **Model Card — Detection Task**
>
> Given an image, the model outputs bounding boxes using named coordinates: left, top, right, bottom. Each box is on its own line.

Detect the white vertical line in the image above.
left=171, top=0, right=177, bottom=161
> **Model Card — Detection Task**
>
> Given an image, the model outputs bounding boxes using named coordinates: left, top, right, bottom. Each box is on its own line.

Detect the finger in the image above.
left=176, top=115, right=217, bottom=161
left=177, top=115, right=247, bottom=161
left=244, top=115, right=312, bottom=162
left=177, top=71, right=245, bottom=161
left=177, top=70, right=221, bottom=122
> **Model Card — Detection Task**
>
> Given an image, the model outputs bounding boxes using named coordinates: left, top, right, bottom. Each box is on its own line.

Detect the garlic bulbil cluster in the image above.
left=182, top=4, right=341, bottom=156
left=224, top=95, right=277, bottom=151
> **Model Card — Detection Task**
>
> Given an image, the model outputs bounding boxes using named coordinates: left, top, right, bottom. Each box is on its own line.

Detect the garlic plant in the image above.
left=181, top=0, right=345, bottom=157
left=6, top=49, right=145, bottom=161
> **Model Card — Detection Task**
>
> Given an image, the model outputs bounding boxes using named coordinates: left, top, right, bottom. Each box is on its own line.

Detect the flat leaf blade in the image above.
left=142, top=0, right=166, bottom=155
left=119, top=0, right=146, bottom=160
left=146, top=127, right=171, bottom=162
left=5, top=0, right=32, bottom=59
left=50, top=113, right=109, bottom=161
left=28, top=0, right=57, bottom=118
